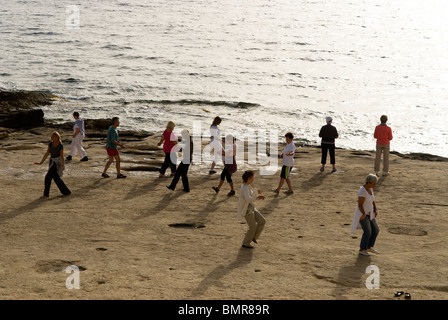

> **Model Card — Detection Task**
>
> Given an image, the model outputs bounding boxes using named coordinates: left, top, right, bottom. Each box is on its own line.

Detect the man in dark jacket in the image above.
left=319, top=116, right=339, bottom=173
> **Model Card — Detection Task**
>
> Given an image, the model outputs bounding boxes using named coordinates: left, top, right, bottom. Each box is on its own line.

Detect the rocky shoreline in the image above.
left=1, top=89, right=447, bottom=163
left=0, top=89, right=152, bottom=136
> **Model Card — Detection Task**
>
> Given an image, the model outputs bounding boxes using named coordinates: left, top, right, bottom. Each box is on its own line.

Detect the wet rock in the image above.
left=0, top=89, right=55, bottom=110
left=391, top=151, right=448, bottom=162
left=0, top=128, right=10, bottom=139
left=85, top=119, right=113, bottom=131
left=0, top=89, right=54, bottom=129
left=0, top=108, right=45, bottom=129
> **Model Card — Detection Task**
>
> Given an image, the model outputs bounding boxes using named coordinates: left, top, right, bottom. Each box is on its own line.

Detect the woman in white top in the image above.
left=351, top=174, right=380, bottom=256
left=209, top=116, right=222, bottom=174
left=237, top=170, right=266, bottom=248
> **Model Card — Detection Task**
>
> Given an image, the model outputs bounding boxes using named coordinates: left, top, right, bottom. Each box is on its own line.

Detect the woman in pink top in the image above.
left=374, top=115, right=393, bottom=176
left=157, top=121, right=178, bottom=177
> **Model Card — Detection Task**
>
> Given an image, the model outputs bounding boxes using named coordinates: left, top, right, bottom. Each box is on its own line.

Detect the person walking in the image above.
left=350, top=174, right=380, bottom=256
left=237, top=170, right=266, bottom=249
left=34, top=131, right=71, bottom=198
left=66, top=111, right=88, bottom=162
left=102, top=117, right=126, bottom=179
left=157, top=121, right=178, bottom=177
left=374, top=115, right=393, bottom=176
left=167, top=129, right=193, bottom=192
left=319, top=116, right=339, bottom=173
left=209, top=116, right=223, bottom=175
left=212, top=134, right=237, bottom=196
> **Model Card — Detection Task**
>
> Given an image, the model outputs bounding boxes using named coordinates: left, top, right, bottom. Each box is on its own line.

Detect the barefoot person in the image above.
left=34, top=131, right=71, bottom=198
left=237, top=170, right=266, bottom=249
left=102, top=117, right=126, bottom=179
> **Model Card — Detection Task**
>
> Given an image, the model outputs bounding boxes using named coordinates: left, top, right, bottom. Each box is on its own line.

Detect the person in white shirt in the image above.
left=237, top=170, right=266, bottom=249
left=350, top=174, right=380, bottom=256
left=66, top=111, right=88, bottom=162
left=209, top=116, right=223, bottom=174
left=273, top=132, right=295, bottom=194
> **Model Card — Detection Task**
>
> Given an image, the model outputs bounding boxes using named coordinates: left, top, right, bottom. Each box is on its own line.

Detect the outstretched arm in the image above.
left=34, top=147, right=50, bottom=165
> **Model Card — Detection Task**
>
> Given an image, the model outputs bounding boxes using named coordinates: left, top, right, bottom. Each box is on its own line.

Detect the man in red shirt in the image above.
left=374, top=115, right=393, bottom=176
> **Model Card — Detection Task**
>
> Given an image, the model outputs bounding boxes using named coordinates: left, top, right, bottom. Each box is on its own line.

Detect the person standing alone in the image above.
left=374, top=115, right=393, bottom=176
left=66, top=111, right=88, bottom=162
left=319, top=116, right=339, bottom=173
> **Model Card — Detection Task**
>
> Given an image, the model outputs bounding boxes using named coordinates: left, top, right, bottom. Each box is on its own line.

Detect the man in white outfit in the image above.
left=66, top=111, right=88, bottom=162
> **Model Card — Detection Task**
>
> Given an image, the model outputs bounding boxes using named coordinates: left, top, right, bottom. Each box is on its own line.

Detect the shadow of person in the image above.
left=134, top=191, right=185, bottom=220
left=259, top=194, right=280, bottom=216
left=0, top=193, right=67, bottom=222
left=124, top=176, right=165, bottom=200
left=332, top=255, right=372, bottom=300
left=191, top=247, right=254, bottom=297
left=301, top=172, right=328, bottom=190
left=2, top=176, right=120, bottom=222
left=374, top=174, right=388, bottom=192
left=68, top=178, right=103, bottom=197
left=187, top=195, right=228, bottom=224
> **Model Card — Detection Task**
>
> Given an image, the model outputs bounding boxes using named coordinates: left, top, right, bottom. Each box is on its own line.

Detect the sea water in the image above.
left=1, top=0, right=447, bottom=157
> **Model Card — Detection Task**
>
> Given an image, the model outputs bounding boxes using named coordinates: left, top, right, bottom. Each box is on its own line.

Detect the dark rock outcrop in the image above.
left=0, top=108, right=45, bottom=129
left=0, top=89, right=55, bottom=129
left=0, top=90, right=55, bottom=110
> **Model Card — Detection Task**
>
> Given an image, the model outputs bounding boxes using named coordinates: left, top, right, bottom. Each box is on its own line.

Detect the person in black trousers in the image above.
left=319, top=116, right=339, bottom=173
left=34, top=131, right=71, bottom=199
left=212, top=134, right=237, bottom=196
left=157, top=121, right=178, bottom=177
left=166, top=129, right=193, bottom=192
